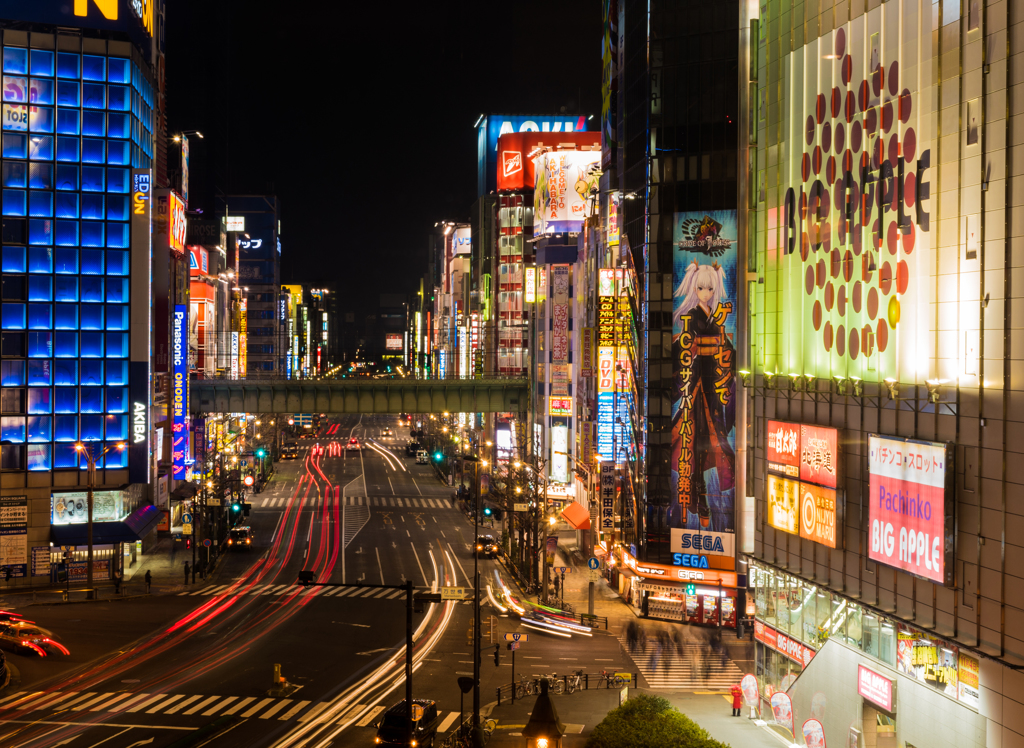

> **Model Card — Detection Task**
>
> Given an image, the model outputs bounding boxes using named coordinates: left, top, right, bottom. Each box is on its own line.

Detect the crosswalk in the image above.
left=0, top=688, right=467, bottom=729
left=617, top=637, right=746, bottom=689
left=257, top=495, right=452, bottom=509
left=175, top=582, right=430, bottom=599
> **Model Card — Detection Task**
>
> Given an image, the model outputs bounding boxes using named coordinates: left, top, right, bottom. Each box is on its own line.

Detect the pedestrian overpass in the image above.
left=190, top=377, right=530, bottom=415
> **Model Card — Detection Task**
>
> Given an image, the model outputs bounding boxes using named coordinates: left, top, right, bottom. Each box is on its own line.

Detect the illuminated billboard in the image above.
left=766, top=421, right=840, bottom=548
left=385, top=334, right=403, bottom=351
left=868, top=434, right=954, bottom=586
left=533, top=151, right=601, bottom=234
left=524, top=267, right=537, bottom=303
left=671, top=211, right=737, bottom=535
left=171, top=306, right=190, bottom=480
left=168, top=191, right=187, bottom=255
left=496, top=132, right=601, bottom=192
left=477, top=114, right=589, bottom=195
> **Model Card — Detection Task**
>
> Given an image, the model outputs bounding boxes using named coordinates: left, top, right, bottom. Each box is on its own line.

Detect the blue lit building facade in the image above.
left=0, top=4, right=160, bottom=584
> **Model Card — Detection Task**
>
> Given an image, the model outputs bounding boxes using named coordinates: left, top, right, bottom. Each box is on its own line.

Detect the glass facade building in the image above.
left=1, top=33, right=154, bottom=475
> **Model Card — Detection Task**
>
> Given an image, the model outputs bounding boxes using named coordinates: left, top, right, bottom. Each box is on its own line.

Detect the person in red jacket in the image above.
left=730, top=683, right=743, bottom=716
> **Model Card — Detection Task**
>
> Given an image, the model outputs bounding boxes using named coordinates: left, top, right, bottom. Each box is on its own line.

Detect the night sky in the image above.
left=166, top=0, right=602, bottom=313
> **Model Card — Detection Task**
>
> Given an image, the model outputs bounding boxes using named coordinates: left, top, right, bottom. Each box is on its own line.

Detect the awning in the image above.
left=560, top=501, right=591, bottom=530
left=50, top=504, right=163, bottom=546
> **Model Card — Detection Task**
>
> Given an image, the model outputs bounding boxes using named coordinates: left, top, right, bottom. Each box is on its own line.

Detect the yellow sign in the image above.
left=766, top=474, right=799, bottom=534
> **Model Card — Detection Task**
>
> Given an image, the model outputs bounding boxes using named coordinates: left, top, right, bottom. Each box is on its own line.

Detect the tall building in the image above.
left=0, top=2, right=162, bottom=583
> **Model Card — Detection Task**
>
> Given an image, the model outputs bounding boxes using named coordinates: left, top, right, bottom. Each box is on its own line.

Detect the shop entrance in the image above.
left=860, top=703, right=897, bottom=748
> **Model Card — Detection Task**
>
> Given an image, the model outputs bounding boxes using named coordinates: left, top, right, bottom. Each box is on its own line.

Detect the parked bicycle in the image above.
left=566, top=668, right=584, bottom=694
left=514, top=674, right=535, bottom=699
left=598, top=669, right=626, bottom=688
left=540, top=672, right=565, bottom=695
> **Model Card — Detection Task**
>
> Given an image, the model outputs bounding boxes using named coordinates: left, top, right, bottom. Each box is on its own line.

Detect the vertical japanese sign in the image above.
left=0, top=496, right=28, bottom=577
left=129, top=169, right=152, bottom=485
left=180, top=134, right=189, bottom=207
left=599, top=461, right=616, bottom=533
left=580, top=327, right=594, bottom=378
left=672, top=211, right=737, bottom=534
left=524, top=266, right=537, bottom=303
left=551, top=265, right=570, bottom=363
left=230, top=332, right=239, bottom=379
left=171, top=305, right=189, bottom=479
left=239, top=297, right=248, bottom=378
left=868, top=434, right=954, bottom=585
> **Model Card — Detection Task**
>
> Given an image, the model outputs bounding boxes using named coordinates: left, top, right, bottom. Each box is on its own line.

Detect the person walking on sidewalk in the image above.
left=144, top=569, right=152, bottom=594
left=113, top=569, right=122, bottom=595
left=730, top=683, right=743, bottom=716
left=183, top=561, right=190, bottom=585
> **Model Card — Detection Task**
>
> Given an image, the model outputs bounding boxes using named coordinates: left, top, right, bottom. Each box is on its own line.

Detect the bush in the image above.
left=585, top=694, right=731, bottom=748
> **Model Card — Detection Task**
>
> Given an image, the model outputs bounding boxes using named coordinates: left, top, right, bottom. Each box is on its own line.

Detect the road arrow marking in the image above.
left=127, top=740, right=156, bottom=748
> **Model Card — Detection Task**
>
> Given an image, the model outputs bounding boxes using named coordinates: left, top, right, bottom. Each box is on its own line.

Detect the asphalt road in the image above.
left=0, top=414, right=639, bottom=748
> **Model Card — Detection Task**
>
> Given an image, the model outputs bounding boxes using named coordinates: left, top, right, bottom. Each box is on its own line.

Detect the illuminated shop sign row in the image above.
left=765, top=421, right=840, bottom=548
left=754, top=620, right=816, bottom=668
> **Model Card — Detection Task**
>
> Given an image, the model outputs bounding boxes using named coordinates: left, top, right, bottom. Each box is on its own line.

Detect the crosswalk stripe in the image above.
left=259, top=699, right=292, bottom=719
left=263, top=584, right=284, bottom=595
left=126, top=693, right=166, bottom=713
left=74, top=693, right=116, bottom=711
left=110, top=693, right=152, bottom=712
left=298, top=701, right=330, bottom=723
left=59, top=692, right=98, bottom=711
left=371, top=589, right=392, bottom=598
left=240, top=697, right=274, bottom=718
left=20, top=692, right=67, bottom=711
left=438, top=711, right=460, bottom=732
left=332, top=587, right=356, bottom=597
left=91, top=692, right=134, bottom=711
left=183, top=695, right=219, bottom=715
left=355, top=704, right=384, bottom=727
left=395, top=498, right=404, bottom=507
left=0, top=691, right=29, bottom=708
left=428, top=499, right=438, bottom=508
left=148, top=694, right=185, bottom=713
left=273, top=586, right=290, bottom=595
left=165, top=695, right=203, bottom=714
left=206, top=584, right=231, bottom=594
left=223, top=696, right=255, bottom=715
left=279, top=700, right=311, bottom=720
left=203, top=696, right=237, bottom=716
left=385, top=589, right=405, bottom=599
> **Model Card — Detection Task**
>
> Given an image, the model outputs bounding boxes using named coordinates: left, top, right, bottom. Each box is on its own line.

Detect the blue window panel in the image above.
left=108, top=85, right=129, bottom=112
left=106, top=387, right=126, bottom=413
left=82, top=192, right=103, bottom=220
left=103, top=442, right=127, bottom=467
left=81, top=276, right=103, bottom=302
left=106, top=194, right=127, bottom=220
left=56, top=53, right=80, bottom=80
left=54, top=247, right=78, bottom=273
left=4, top=77, right=27, bottom=103
left=106, top=167, right=127, bottom=193
left=2, top=189, right=26, bottom=216
left=55, top=164, right=78, bottom=190
left=29, top=163, right=52, bottom=189
left=27, top=359, right=51, bottom=385
left=30, top=79, right=54, bottom=105
left=28, top=247, right=52, bottom=274
left=82, top=165, right=104, bottom=192
left=55, top=136, right=80, bottom=162
left=27, top=387, right=50, bottom=414
left=81, top=331, right=103, bottom=358
left=2, top=246, right=26, bottom=272
left=107, top=139, right=129, bottom=165
left=54, top=220, right=78, bottom=246
left=54, top=331, right=77, bottom=358
left=54, top=304, right=77, bottom=330
left=82, top=137, right=104, bottom=163
left=54, top=388, right=77, bottom=414
left=54, top=360, right=76, bottom=386
left=3, top=49, right=27, bottom=75
left=28, top=276, right=51, bottom=301
left=54, top=442, right=78, bottom=466
left=1, top=360, right=24, bottom=386
left=55, top=192, right=78, bottom=219
left=105, top=305, right=128, bottom=330
left=27, top=331, right=52, bottom=358
left=80, top=387, right=102, bottom=412
left=28, top=191, right=52, bottom=217
left=56, top=80, right=79, bottom=107
left=105, top=360, right=126, bottom=385
left=104, top=414, right=127, bottom=440
left=29, top=106, right=53, bottom=133
left=105, top=278, right=127, bottom=303
left=82, top=83, right=105, bottom=109
left=81, top=222, right=104, bottom=248
left=105, top=332, right=127, bottom=358
left=105, top=224, right=128, bottom=251
left=1, top=417, right=25, bottom=443
left=81, top=248, right=104, bottom=274
left=55, top=109, right=80, bottom=136
left=2, top=303, right=26, bottom=330
left=30, top=51, right=54, bottom=77
left=108, top=112, right=129, bottom=138
left=80, top=359, right=103, bottom=386
left=80, top=415, right=103, bottom=441
left=28, top=218, right=52, bottom=245
left=82, top=55, right=106, bottom=82
left=106, top=248, right=128, bottom=273
left=107, top=58, right=129, bottom=84
left=3, top=162, right=27, bottom=188
left=26, top=444, right=50, bottom=470
left=80, top=305, right=103, bottom=330
left=27, top=416, right=51, bottom=443
left=28, top=135, right=53, bottom=160
left=3, top=133, right=27, bottom=158
left=27, top=304, right=51, bottom=330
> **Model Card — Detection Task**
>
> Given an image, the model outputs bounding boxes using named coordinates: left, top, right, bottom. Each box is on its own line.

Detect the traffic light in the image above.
left=433, top=452, right=443, bottom=462
left=483, top=506, right=492, bottom=517
left=186, top=538, right=191, bottom=550
left=231, top=502, right=242, bottom=513
left=493, top=644, right=500, bottom=667
left=243, top=502, right=251, bottom=517
left=255, top=448, right=266, bottom=459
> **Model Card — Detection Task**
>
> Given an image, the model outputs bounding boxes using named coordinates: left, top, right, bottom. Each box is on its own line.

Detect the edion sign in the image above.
left=858, top=665, right=894, bottom=712
left=168, top=191, right=186, bottom=255
left=868, top=434, right=954, bottom=586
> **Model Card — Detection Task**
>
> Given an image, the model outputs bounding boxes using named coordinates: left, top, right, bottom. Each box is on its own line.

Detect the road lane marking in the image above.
left=126, top=693, right=167, bottom=713
left=355, top=704, right=384, bottom=727
left=56, top=692, right=98, bottom=711
left=259, top=699, right=292, bottom=719
left=203, top=696, right=238, bottom=716
left=240, top=697, right=274, bottom=718
left=279, top=700, right=311, bottom=720
left=147, top=694, right=185, bottom=713
left=297, top=702, right=329, bottom=723
left=438, top=711, right=460, bottom=732
left=110, top=693, right=153, bottom=713
left=165, top=695, right=203, bottom=714
left=223, top=697, right=257, bottom=716
left=411, top=543, right=428, bottom=586
left=74, top=693, right=121, bottom=711
left=376, top=547, right=385, bottom=584
left=18, top=692, right=67, bottom=711
left=183, top=696, right=219, bottom=715
left=411, top=475, right=422, bottom=495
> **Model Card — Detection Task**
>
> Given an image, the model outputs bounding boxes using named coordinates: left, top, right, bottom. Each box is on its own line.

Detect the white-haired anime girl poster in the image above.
left=671, top=211, right=737, bottom=533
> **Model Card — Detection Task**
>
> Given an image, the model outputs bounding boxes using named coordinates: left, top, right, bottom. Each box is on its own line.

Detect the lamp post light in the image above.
left=74, top=441, right=126, bottom=599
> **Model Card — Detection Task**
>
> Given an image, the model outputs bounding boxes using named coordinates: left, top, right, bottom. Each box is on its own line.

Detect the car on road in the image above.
left=228, top=526, right=254, bottom=550
left=416, top=450, right=429, bottom=464
left=347, top=437, right=361, bottom=451
left=405, top=441, right=421, bottom=457
left=0, top=621, right=69, bottom=657
left=476, top=535, right=499, bottom=558
left=281, top=442, right=299, bottom=459
left=383, top=427, right=394, bottom=437
left=374, top=698, right=439, bottom=747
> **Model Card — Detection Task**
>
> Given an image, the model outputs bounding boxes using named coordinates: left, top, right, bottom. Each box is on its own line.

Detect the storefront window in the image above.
left=799, top=587, right=817, bottom=645
left=845, top=603, right=863, bottom=649
left=765, top=575, right=779, bottom=628
left=878, top=619, right=896, bottom=667
left=863, top=613, right=880, bottom=659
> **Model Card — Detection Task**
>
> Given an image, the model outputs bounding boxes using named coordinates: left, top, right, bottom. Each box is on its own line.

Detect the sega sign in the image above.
left=477, top=114, right=590, bottom=195
left=670, top=529, right=735, bottom=558
left=671, top=553, right=710, bottom=569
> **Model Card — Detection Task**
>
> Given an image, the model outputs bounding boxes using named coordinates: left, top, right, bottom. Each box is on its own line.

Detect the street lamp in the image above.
left=74, top=441, right=126, bottom=599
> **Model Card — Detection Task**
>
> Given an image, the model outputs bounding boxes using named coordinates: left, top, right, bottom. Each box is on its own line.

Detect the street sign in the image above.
left=410, top=704, right=424, bottom=722
left=507, top=642, right=520, bottom=651
left=207, top=498, right=221, bottom=507
left=513, top=503, right=529, bottom=512
left=182, top=513, right=193, bottom=524
left=60, top=546, right=76, bottom=552
left=590, top=569, right=600, bottom=582
left=503, top=633, right=528, bottom=642
left=441, top=587, right=470, bottom=600
left=203, top=539, right=212, bottom=547
left=556, top=566, right=571, bottom=574
left=182, top=523, right=193, bottom=535
left=587, top=557, right=600, bottom=570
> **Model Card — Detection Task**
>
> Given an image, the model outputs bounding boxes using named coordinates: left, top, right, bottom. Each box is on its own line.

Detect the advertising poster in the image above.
left=802, top=719, right=827, bottom=748
left=767, top=475, right=799, bottom=534
left=171, top=304, right=189, bottom=480
left=550, top=265, right=570, bottom=363
left=799, top=483, right=838, bottom=548
left=766, top=421, right=840, bottom=548
left=740, top=674, right=759, bottom=707
left=385, top=335, right=403, bottom=351
left=31, top=546, right=50, bottom=577
left=958, top=652, right=980, bottom=707
left=857, top=665, right=893, bottom=712
left=769, top=691, right=794, bottom=736
left=0, top=496, right=27, bottom=577
left=478, top=114, right=588, bottom=195
left=868, top=434, right=953, bottom=585
left=533, top=151, right=601, bottom=233
left=671, top=211, right=737, bottom=535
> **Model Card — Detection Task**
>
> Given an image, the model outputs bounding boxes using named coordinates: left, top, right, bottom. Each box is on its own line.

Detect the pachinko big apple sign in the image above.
left=868, top=434, right=954, bottom=586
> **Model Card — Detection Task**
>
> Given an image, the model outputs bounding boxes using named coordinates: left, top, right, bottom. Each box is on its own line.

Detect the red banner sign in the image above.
left=858, top=664, right=894, bottom=712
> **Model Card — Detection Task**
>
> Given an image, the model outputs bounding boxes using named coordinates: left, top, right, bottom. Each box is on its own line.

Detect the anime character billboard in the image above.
left=671, top=211, right=738, bottom=536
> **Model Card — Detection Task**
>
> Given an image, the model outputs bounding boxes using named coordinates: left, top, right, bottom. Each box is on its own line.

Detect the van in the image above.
left=374, top=699, right=438, bottom=747
left=416, top=450, right=429, bottom=464
left=281, top=442, right=299, bottom=459
left=228, top=526, right=253, bottom=550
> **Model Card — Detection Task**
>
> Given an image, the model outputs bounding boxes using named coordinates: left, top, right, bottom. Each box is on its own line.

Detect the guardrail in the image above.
left=495, top=671, right=638, bottom=706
